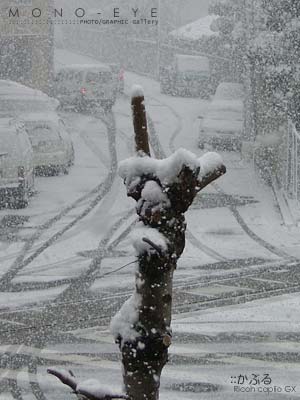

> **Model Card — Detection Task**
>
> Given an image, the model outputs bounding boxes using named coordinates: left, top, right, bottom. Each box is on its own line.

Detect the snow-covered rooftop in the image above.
left=170, top=14, right=219, bottom=41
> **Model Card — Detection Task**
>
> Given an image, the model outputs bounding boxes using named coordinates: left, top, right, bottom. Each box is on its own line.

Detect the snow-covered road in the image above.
left=0, top=66, right=300, bottom=399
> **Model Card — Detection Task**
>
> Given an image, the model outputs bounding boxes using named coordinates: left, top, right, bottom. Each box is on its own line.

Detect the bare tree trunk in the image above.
left=114, top=90, right=226, bottom=400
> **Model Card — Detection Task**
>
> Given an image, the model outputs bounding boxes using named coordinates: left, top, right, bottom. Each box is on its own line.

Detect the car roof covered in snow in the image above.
left=175, top=54, right=210, bottom=72
left=0, top=81, right=59, bottom=116
left=0, top=80, right=50, bottom=100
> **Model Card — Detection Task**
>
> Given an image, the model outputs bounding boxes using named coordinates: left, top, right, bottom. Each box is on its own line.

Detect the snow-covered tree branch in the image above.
left=47, top=368, right=128, bottom=400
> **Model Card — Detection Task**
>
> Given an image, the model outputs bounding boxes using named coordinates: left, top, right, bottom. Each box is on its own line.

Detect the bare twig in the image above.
left=47, top=368, right=128, bottom=400
left=47, top=368, right=77, bottom=392
left=142, top=237, right=163, bottom=256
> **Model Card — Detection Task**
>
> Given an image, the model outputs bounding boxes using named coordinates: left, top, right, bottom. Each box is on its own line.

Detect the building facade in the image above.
left=0, top=0, right=54, bottom=92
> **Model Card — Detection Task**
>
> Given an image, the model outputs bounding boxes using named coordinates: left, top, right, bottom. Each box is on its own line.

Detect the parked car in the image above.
left=109, top=63, right=125, bottom=94
left=54, top=48, right=123, bottom=98
left=0, top=80, right=74, bottom=176
left=53, top=64, right=117, bottom=111
left=0, top=80, right=59, bottom=115
left=22, top=113, right=74, bottom=176
left=199, top=82, right=244, bottom=150
left=0, top=119, right=34, bottom=208
left=160, top=54, right=211, bottom=97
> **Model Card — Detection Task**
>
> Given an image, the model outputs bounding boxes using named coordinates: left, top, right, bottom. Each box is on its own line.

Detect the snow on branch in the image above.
left=47, top=368, right=127, bottom=400
left=131, top=84, right=144, bottom=98
left=47, top=368, right=77, bottom=392
left=131, top=223, right=169, bottom=256
left=77, top=380, right=128, bottom=400
left=197, top=152, right=226, bottom=190
left=119, top=149, right=225, bottom=191
left=110, top=292, right=142, bottom=345
left=136, top=180, right=171, bottom=223
left=119, top=148, right=200, bottom=187
left=142, top=237, right=164, bottom=256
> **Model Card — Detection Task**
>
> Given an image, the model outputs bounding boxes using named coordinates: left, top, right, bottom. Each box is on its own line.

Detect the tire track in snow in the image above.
left=0, top=108, right=124, bottom=400
left=5, top=111, right=140, bottom=294
left=1, top=90, right=297, bottom=399
left=1, top=259, right=298, bottom=335
left=146, top=94, right=296, bottom=262
left=0, top=258, right=285, bottom=317
left=54, top=208, right=137, bottom=303
left=7, top=379, right=23, bottom=400
left=213, top=183, right=296, bottom=261
left=145, top=113, right=225, bottom=260
left=185, top=230, right=227, bottom=262
left=28, top=360, right=47, bottom=400
left=173, top=278, right=300, bottom=315
left=145, top=101, right=229, bottom=262
left=0, top=110, right=118, bottom=291
left=0, top=105, right=140, bottom=296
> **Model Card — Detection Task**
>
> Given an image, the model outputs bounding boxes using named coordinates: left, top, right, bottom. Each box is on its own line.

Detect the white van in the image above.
left=53, top=64, right=117, bottom=111
left=0, top=119, right=34, bottom=208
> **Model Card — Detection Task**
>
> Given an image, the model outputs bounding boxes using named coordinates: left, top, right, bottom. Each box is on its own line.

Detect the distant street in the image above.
left=0, top=70, right=300, bottom=399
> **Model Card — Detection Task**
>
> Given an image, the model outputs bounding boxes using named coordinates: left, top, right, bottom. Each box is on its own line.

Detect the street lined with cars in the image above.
left=0, top=80, right=75, bottom=208
left=0, top=38, right=298, bottom=400
left=0, top=50, right=126, bottom=209
left=0, top=0, right=299, bottom=394
left=0, top=69, right=299, bottom=400
left=198, top=82, right=244, bottom=150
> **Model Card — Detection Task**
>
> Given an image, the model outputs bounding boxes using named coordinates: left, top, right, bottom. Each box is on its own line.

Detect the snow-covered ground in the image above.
left=0, top=54, right=300, bottom=399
